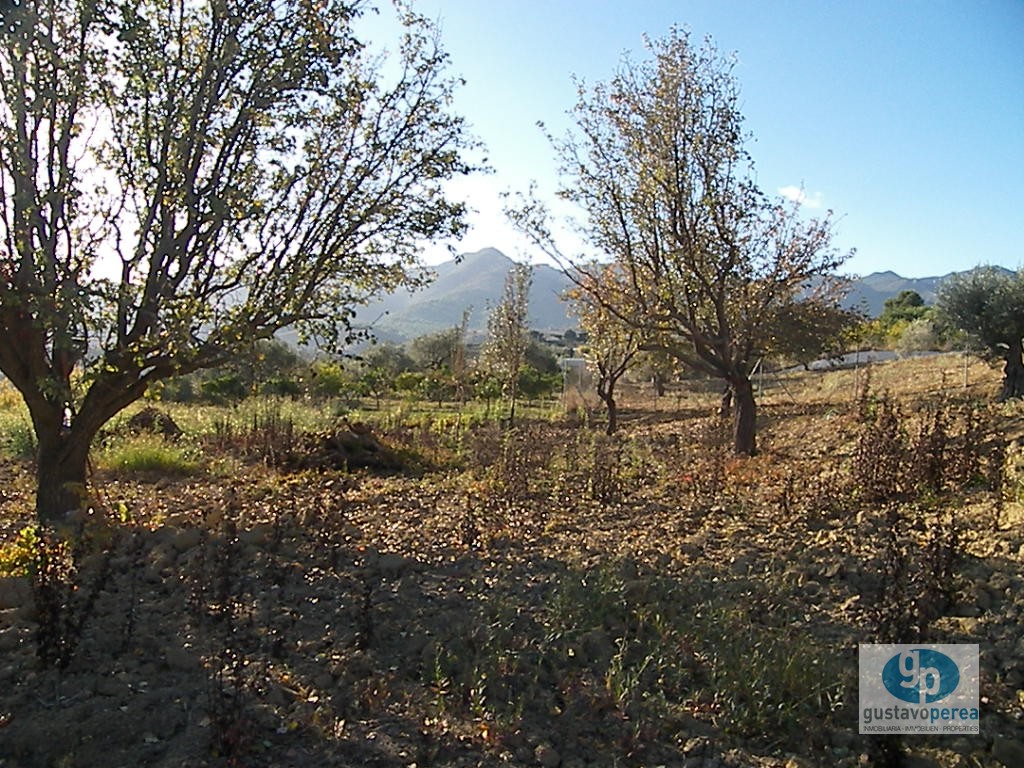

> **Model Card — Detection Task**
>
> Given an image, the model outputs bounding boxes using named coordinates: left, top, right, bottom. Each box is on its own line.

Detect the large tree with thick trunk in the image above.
left=938, top=267, right=1024, bottom=400
left=0, top=0, right=478, bottom=522
left=508, top=28, right=849, bottom=455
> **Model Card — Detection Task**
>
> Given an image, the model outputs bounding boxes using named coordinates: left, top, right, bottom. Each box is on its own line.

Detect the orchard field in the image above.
left=1, top=354, right=1023, bottom=768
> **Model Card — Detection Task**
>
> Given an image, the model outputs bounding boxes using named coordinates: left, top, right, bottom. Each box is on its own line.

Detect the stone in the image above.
left=163, top=645, right=201, bottom=672
left=992, top=737, right=1024, bottom=768
left=171, top=526, right=202, bottom=553
left=377, top=552, right=413, bottom=578
left=534, top=744, right=560, bottom=767
left=0, top=627, right=24, bottom=653
left=94, top=675, right=130, bottom=697
left=238, top=523, right=276, bottom=547
left=0, top=577, right=31, bottom=610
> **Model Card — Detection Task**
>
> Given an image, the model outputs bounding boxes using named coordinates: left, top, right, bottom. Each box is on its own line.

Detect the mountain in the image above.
left=841, top=271, right=945, bottom=317
left=354, top=247, right=576, bottom=341
left=352, top=247, right=1007, bottom=342
left=841, top=266, right=1013, bottom=316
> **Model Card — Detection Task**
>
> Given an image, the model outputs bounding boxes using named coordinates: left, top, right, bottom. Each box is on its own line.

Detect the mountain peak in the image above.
left=458, top=247, right=513, bottom=265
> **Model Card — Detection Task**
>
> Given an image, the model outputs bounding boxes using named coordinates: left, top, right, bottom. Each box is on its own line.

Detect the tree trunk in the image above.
left=732, top=376, right=757, bottom=456
left=719, top=385, right=733, bottom=419
left=598, top=379, right=618, bottom=435
left=35, top=428, right=93, bottom=525
left=1000, top=339, right=1024, bottom=400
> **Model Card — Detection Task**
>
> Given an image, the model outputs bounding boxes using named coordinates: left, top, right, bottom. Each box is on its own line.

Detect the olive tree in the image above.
left=938, top=267, right=1024, bottom=399
left=509, top=28, right=849, bottom=454
left=0, top=0, right=478, bottom=522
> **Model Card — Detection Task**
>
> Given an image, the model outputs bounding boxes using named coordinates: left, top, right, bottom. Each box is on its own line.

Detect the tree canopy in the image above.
left=481, top=264, right=532, bottom=424
left=569, top=265, right=642, bottom=434
left=508, top=28, right=850, bottom=454
left=0, top=0, right=479, bottom=521
left=938, top=267, right=1024, bottom=399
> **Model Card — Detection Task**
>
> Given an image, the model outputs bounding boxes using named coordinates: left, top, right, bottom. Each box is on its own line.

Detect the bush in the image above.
left=517, top=366, right=560, bottom=399
left=201, top=374, right=248, bottom=404
left=261, top=376, right=303, bottom=398
left=1, top=419, right=37, bottom=459
left=308, top=361, right=352, bottom=400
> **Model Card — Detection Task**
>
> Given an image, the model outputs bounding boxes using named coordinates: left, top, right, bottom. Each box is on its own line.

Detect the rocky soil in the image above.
left=1, top=357, right=1023, bottom=768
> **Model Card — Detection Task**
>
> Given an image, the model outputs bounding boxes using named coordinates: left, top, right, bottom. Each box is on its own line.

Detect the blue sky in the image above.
left=363, top=1, right=1023, bottom=278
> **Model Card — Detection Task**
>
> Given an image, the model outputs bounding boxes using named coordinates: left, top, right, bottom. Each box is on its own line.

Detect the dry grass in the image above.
left=0, top=353, right=1022, bottom=767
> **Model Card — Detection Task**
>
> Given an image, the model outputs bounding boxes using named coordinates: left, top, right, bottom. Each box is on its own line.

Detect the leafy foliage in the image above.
left=509, top=28, right=850, bottom=454
left=0, top=0, right=479, bottom=519
left=569, top=265, right=643, bottom=434
left=938, top=267, right=1024, bottom=398
left=481, top=265, right=533, bottom=424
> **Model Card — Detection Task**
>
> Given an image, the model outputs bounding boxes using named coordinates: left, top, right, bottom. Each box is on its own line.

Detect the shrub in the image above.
left=0, top=419, right=37, bottom=459
left=0, top=526, right=40, bottom=577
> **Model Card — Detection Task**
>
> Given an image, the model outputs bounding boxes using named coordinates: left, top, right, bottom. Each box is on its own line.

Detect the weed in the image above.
left=852, top=392, right=906, bottom=503
left=474, top=424, right=554, bottom=517
left=0, top=419, right=37, bottom=460
left=97, top=434, right=201, bottom=475
left=0, top=525, right=40, bottom=576
left=206, top=405, right=298, bottom=463
left=693, top=596, right=844, bottom=750
left=869, top=505, right=961, bottom=644
left=551, top=430, right=642, bottom=507
left=29, top=523, right=113, bottom=671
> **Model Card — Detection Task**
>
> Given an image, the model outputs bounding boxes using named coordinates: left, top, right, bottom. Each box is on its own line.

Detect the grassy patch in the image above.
left=424, top=562, right=843, bottom=756
left=96, top=434, right=201, bottom=475
left=0, top=383, right=35, bottom=460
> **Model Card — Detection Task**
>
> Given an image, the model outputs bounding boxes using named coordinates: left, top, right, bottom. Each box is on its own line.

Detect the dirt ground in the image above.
left=1, top=356, right=1023, bottom=768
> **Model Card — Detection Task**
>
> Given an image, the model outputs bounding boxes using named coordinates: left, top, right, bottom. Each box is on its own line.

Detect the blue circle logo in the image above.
left=882, top=649, right=960, bottom=704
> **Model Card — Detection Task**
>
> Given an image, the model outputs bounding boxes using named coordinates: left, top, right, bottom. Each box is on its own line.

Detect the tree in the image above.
left=894, top=316, right=940, bottom=357
left=938, top=267, right=1024, bottom=399
left=863, top=289, right=932, bottom=349
left=569, top=265, right=642, bottom=434
left=358, top=342, right=413, bottom=408
left=764, top=299, right=862, bottom=369
left=481, top=264, right=532, bottom=424
left=880, top=290, right=928, bottom=324
left=508, top=28, right=849, bottom=454
left=408, top=327, right=463, bottom=371
left=0, top=0, right=478, bottom=521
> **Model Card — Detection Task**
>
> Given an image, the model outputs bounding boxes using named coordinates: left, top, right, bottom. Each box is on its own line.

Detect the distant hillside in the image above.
left=841, top=266, right=1013, bottom=316
left=351, top=247, right=1008, bottom=342
left=354, top=248, right=576, bottom=342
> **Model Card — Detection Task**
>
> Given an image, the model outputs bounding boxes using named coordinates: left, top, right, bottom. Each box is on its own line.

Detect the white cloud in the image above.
left=778, top=185, right=824, bottom=209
